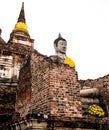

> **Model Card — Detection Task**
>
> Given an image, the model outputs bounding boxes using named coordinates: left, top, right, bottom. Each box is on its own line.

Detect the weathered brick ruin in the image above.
left=16, top=51, right=82, bottom=119
left=0, top=2, right=109, bottom=130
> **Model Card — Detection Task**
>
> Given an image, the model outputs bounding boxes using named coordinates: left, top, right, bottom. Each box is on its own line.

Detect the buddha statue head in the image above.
left=54, top=33, right=67, bottom=55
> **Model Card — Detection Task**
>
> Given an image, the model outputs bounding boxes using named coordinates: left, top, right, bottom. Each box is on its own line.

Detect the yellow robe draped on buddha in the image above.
left=64, top=56, right=75, bottom=67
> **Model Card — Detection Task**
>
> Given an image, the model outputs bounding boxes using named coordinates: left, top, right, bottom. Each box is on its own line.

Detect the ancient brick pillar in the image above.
left=31, top=52, right=82, bottom=121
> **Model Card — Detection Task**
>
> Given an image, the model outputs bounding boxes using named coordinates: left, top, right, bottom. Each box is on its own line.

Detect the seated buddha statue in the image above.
left=49, top=33, right=75, bottom=68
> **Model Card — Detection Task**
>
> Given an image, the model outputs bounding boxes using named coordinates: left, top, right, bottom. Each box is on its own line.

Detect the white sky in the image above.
left=0, top=0, right=109, bottom=80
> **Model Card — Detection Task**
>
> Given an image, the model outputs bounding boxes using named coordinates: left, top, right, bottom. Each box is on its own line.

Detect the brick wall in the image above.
left=15, top=50, right=83, bottom=120
left=4, top=49, right=109, bottom=129
left=0, top=42, right=33, bottom=124
left=48, top=64, right=82, bottom=120
left=30, top=50, right=82, bottom=120
left=16, top=49, right=109, bottom=121
left=15, top=55, right=32, bottom=118
left=0, top=86, right=16, bottom=114
left=30, top=51, right=52, bottom=115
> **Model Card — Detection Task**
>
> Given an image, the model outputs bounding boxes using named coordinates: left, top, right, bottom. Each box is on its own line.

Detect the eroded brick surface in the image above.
left=15, top=50, right=82, bottom=120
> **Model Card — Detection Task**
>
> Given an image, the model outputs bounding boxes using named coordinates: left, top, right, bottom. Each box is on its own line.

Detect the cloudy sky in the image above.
left=0, top=0, right=109, bottom=80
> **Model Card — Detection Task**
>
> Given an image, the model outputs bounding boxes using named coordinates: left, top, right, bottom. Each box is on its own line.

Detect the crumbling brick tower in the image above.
left=0, top=2, right=34, bottom=128
left=15, top=50, right=82, bottom=118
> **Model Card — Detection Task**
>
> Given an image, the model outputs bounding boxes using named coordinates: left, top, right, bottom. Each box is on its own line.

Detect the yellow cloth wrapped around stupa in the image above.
left=13, top=22, right=29, bottom=33
left=64, top=56, right=75, bottom=67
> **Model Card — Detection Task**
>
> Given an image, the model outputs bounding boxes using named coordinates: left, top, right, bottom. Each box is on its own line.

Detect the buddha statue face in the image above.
left=54, top=39, right=67, bottom=54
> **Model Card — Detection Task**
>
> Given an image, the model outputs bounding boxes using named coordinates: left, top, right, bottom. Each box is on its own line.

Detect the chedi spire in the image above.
left=18, top=2, right=26, bottom=23
left=13, top=2, right=29, bottom=33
